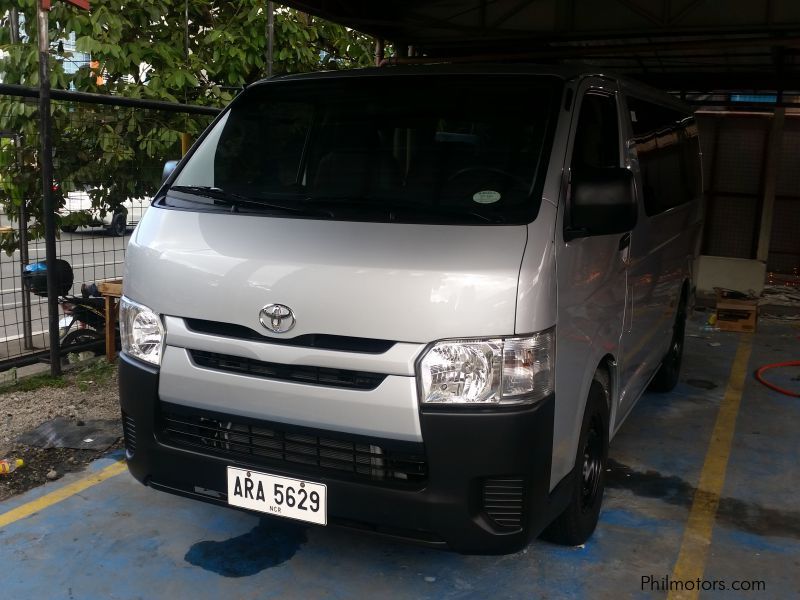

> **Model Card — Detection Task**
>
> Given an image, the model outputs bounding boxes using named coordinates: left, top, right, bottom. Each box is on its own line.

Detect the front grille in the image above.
left=482, top=477, right=525, bottom=530
left=185, top=318, right=396, bottom=353
left=189, top=349, right=386, bottom=390
left=122, top=412, right=136, bottom=456
left=159, top=404, right=427, bottom=486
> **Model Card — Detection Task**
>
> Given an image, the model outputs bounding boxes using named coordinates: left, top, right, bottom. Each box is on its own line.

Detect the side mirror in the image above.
left=565, top=168, right=637, bottom=241
left=162, top=160, right=180, bottom=183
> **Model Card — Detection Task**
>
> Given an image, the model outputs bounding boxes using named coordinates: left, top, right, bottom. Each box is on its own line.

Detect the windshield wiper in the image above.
left=303, top=196, right=499, bottom=223
left=169, top=186, right=328, bottom=217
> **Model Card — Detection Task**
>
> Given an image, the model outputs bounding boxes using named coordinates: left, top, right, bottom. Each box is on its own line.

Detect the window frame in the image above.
left=624, top=94, right=697, bottom=217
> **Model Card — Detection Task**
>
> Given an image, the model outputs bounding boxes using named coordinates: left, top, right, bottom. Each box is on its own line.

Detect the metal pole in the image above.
left=375, top=38, right=384, bottom=66
left=9, top=7, right=20, bottom=43
left=755, top=107, right=785, bottom=263
left=37, top=1, right=61, bottom=375
left=181, top=132, right=191, bottom=156
left=15, top=136, right=34, bottom=350
left=9, top=8, right=33, bottom=350
left=0, top=83, right=221, bottom=115
left=183, top=0, right=190, bottom=153
left=184, top=0, right=190, bottom=62
left=267, top=1, right=274, bottom=77
left=18, top=206, right=33, bottom=350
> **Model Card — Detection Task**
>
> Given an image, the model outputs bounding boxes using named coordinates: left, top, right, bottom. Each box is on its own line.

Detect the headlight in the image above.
left=418, top=329, right=554, bottom=406
left=120, top=296, right=165, bottom=366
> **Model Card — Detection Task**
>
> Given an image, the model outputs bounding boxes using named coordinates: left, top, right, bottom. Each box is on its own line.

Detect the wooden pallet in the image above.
left=97, top=279, right=123, bottom=362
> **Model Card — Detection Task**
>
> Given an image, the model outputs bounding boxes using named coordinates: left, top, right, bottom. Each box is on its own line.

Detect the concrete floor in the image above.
left=1, top=316, right=798, bottom=599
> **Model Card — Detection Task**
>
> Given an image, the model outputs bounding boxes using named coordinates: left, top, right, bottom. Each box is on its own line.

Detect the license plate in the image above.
left=226, top=467, right=327, bottom=525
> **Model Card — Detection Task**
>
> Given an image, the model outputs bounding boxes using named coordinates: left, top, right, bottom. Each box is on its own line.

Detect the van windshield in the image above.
left=167, top=74, right=562, bottom=225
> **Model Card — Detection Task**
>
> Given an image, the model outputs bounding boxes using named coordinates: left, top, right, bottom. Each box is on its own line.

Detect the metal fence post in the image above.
left=37, top=0, right=61, bottom=375
left=17, top=181, right=33, bottom=350
left=267, top=1, right=275, bottom=77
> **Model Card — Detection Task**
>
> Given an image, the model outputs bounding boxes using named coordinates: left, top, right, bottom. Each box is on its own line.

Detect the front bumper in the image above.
left=119, top=353, right=558, bottom=553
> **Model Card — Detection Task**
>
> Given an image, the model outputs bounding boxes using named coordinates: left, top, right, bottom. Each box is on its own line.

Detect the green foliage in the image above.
left=74, top=357, right=114, bottom=391
left=0, top=371, right=68, bottom=393
left=0, top=357, right=114, bottom=394
left=0, top=1, right=376, bottom=252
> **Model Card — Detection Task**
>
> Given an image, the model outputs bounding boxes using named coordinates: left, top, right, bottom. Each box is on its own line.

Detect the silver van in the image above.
left=118, top=65, right=702, bottom=553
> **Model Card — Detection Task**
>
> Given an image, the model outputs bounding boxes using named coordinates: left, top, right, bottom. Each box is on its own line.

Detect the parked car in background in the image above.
left=59, top=190, right=149, bottom=236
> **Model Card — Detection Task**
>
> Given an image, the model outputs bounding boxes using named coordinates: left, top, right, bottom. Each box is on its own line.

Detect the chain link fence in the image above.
left=0, top=86, right=218, bottom=371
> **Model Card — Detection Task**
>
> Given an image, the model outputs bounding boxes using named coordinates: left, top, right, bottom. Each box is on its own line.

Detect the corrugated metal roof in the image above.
left=279, top=0, right=800, bottom=92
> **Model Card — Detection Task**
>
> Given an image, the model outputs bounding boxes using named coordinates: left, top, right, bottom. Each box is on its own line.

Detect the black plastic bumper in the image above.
left=119, top=353, right=563, bottom=554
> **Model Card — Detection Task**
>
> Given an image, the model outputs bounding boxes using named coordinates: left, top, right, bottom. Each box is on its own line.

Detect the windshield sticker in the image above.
left=473, top=190, right=501, bottom=204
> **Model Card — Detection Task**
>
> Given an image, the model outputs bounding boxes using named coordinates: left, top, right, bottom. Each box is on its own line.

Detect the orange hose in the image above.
left=754, top=361, right=800, bottom=398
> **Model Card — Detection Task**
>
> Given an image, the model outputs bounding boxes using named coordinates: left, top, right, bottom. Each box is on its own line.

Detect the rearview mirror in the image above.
left=565, top=168, right=637, bottom=241
left=162, top=160, right=180, bottom=183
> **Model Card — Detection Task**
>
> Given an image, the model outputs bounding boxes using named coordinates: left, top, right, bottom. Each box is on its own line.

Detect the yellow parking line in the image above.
left=668, top=334, right=753, bottom=600
left=0, top=460, right=127, bottom=529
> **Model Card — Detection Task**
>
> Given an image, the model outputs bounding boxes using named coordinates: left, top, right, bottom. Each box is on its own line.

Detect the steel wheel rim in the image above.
left=580, top=415, right=604, bottom=512
left=670, top=313, right=685, bottom=367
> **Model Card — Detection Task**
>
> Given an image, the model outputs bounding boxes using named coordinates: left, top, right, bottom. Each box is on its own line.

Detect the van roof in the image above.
left=255, top=64, right=691, bottom=112
left=266, top=63, right=603, bottom=83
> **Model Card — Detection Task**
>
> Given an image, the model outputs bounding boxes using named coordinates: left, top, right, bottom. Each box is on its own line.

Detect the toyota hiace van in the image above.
left=119, top=65, right=702, bottom=553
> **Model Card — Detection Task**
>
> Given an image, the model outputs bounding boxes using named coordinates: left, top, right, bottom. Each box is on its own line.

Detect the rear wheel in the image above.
left=61, top=225, right=78, bottom=233
left=542, top=379, right=609, bottom=546
left=109, top=213, right=127, bottom=237
left=649, top=296, right=687, bottom=392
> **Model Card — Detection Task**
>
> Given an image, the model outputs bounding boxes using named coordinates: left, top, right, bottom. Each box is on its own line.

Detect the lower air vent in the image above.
left=122, top=412, right=136, bottom=457
left=159, top=404, right=427, bottom=487
left=482, top=477, right=525, bottom=530
left=189, top=349, right=386, bottom=390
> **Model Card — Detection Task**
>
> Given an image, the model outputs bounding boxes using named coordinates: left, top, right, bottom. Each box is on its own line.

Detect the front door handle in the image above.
left=618, top=232, right=631, bottom=251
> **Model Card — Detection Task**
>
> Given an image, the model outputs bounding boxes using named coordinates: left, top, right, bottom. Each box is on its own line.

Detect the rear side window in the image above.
left=627, top=97, right=700, bottom=216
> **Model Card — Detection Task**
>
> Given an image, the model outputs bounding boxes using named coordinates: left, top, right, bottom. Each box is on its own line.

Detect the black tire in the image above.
left=649, top=296, right=687, bottom=393
left=109, top=213, right=127, bottom=237
left=61, top=225, right=78, bottom=233
left=61, top=328, right=103, bottom=363
left=542, top=380, right=609, bottom=546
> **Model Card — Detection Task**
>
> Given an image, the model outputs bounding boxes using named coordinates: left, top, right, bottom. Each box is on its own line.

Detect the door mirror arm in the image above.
left=563, top=226, right=592, bottom=242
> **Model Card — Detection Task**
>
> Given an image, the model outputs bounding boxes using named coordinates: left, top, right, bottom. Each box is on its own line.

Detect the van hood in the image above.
left=124, top=207, right=528, bottom=343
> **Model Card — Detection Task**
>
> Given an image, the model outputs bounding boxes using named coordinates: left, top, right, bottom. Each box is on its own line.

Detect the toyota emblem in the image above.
left=259, top=304, right=296, bottom=333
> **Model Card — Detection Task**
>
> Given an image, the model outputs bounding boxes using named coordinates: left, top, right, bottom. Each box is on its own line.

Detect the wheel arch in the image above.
left=593, top=354, right=617, bottom=437
left=674, top=278, right=691, bottom=324
left=563, top=351, right=617, bottom=477
left=680, top=278, right=690, bottom=306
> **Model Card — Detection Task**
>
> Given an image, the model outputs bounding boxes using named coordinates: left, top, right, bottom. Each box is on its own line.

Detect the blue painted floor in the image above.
left=1, top=316, right=798, bottom=599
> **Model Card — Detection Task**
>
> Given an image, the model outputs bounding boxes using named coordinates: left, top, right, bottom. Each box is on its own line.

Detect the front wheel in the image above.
left=542, top=380, right=609, bottom=546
